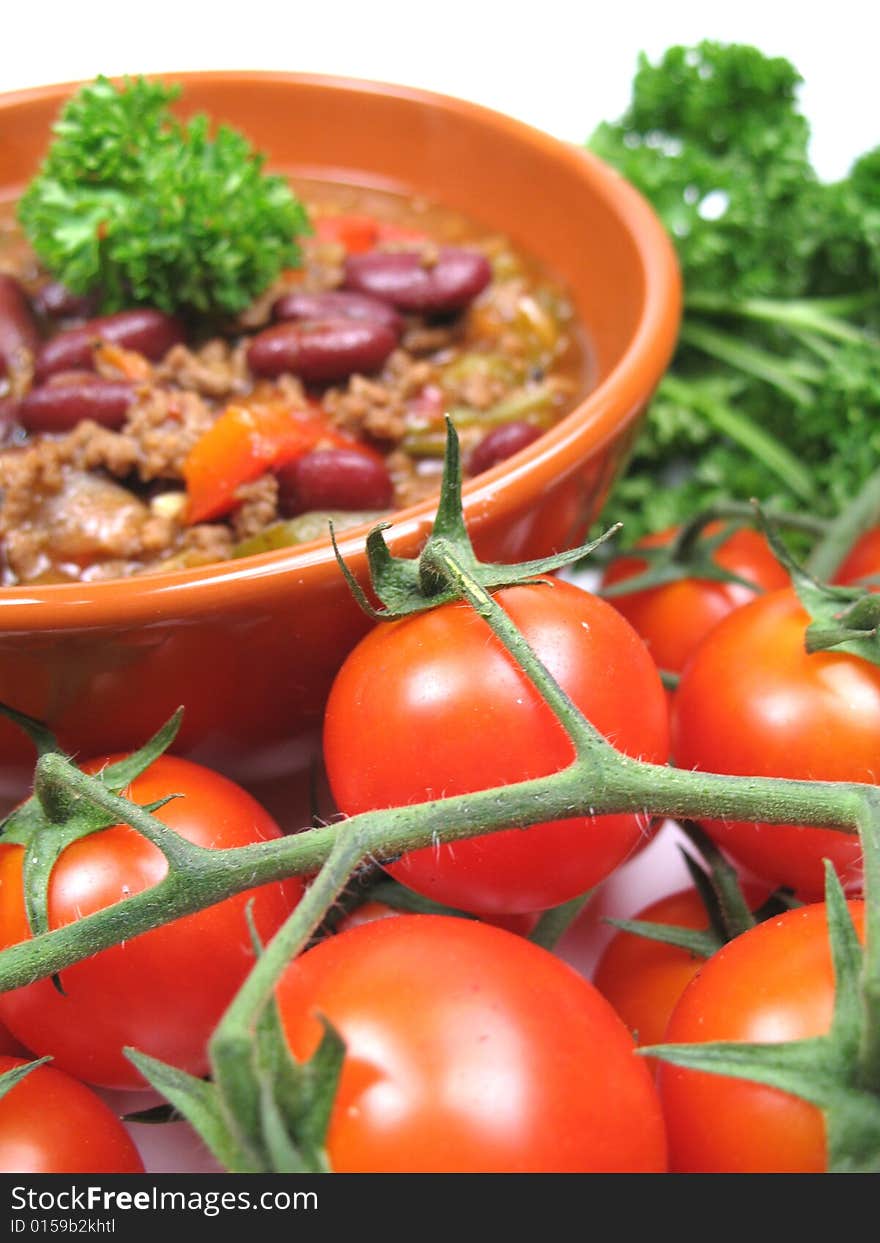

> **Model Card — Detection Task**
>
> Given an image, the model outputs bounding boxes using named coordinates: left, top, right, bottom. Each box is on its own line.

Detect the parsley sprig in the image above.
left=589, top=42, right=880, bottom=540
left=17, top=76, right=310, bottom=318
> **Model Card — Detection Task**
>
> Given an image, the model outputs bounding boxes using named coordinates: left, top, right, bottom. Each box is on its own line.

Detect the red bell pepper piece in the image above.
left=312, top=214, right=429, bottom=255
left=183, top=393, right=345, bottom=524
left=313, top=215, right=381, bottom=255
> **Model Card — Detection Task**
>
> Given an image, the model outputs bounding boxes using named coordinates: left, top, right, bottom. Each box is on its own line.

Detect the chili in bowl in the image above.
left=0, top=71, right=680, bottom=813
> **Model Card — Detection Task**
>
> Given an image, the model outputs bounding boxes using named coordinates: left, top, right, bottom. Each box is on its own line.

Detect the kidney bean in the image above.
left=35, top=309, right=185, bottom=381
left=277, top=447, right=394, bottom=516
left=31, top=281, right=98, bottom=321
left=343, top=246, right=492, bottom=314
left=272, top=290, right=403, bottom=338
left=468, top=420, right=543, bottom=475
left=247, top=318, right=397, bottom=383
left=0, top=274, right=41, bottom=380
left=18, top=376, right=135, bottom=433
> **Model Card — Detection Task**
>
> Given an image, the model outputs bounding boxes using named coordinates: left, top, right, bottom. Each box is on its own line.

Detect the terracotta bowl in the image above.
left=0, top=71, right=680, bottom=816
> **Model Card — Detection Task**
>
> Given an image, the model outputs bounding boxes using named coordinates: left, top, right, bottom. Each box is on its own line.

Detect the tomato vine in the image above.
left=2, top=422, right=880, bottom=1169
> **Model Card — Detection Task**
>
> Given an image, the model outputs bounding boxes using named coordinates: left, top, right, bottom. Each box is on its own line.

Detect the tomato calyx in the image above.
left=123, top=826, right=366, bottom=1173
left=600, top=513, right=771, bottom=601
left=331, top=417, right=617, bottom=620
left=126, top=1003, right=345, bottom=1174
left=0, top=1055, right=52, bottom=1103
left=0, top=705, right=183, bottom=945
left=645, top=864, right=880, bottom=1173
left=755, top=506, right=880, bottom=667
left=605, top=821, right=798, bottom=959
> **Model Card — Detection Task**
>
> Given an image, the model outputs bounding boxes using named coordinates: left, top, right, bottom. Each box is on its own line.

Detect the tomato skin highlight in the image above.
left=324, top=579, right=669, bottom=914
left=0, top=756, right=302, bottom=1090
left=658, top=902, right=864, bottom=1173
left=671, top=588, right=871, bottom=897
left=277, top=915, right=668, bottom=1172
left=602, top=523, right=788, bottom=675
left=0, top=1056, right=144, bottom=1173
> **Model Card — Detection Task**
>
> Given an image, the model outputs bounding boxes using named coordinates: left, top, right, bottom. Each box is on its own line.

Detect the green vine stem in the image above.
left=857, top=793, right=880, bottom=1092
left=0, top=553, right=873, bottom=1002
left=207, top=828, right=368, bottom=1168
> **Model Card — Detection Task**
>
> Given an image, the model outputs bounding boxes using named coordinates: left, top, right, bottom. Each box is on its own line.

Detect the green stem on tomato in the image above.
left=208, top=827, right=368, bottom=1167
left=528, top=891, right=595, bottom=952
left=704, top=502, right=829, bottom=538
left=678, top=820, right=757, bottom=940
left=856, top=791, right=880, bottom=1094
left=212, top=827, right=368, bottom=1060
left=421, top=537, right=610, bottom=760
left=0, top=685, right=875, bottom=994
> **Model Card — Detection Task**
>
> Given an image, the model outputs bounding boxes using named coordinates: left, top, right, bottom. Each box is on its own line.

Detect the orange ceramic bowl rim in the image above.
left=0, top=70, right=681, bottom=630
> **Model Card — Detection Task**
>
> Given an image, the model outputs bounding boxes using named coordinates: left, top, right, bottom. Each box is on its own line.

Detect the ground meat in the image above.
left=401, top=322, right=463, bottom=355
left=383, top=352, right=439, bottom=398
left=0, top=466, right=162, bottom=583
left=457, top=370, right=509, bottom=411
left=66, top=419, right=141, bottom=478
left=232, top=474, right=280, bottom=541
left=385, top=448, right=440, bottom=509
left=175, top=523, right=234, bottom=568
left=122, top=388, right=215, bottom=480
left=324, top=352, right=444, bottom=445
left=156, top=340, right=251, bottom=400
left=0, top=188, right=582, bottom=584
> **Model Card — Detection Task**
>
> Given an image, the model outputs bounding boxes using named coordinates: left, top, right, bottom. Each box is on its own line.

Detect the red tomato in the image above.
left=671, top=588, right=871, bottom=898
left=834, top=527, right=880, bottom=587
left=0, top=1056, right=144, bottom=1173
left=337, top=900, right=536, bottom=937
left=277, top=915, right=668, bottom=1172
left=602, top=523, right=788, bottom=674
left=0, top=756, right=302, bottom=1090
left=0, top=1020, right=28, bottom=1059
left=658, top=901, right=864, bottom=1172
left=592, top=884, right=768, bottom=1055
left=323, top=579, right=669, bottom=914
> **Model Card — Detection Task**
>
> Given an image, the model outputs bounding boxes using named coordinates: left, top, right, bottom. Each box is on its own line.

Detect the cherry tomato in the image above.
left=658, top=901, right=864, bottom=1172
left=0, top=1019, right=28, bottom=1059
left=592, top=884, right=768, bottom=1056
left=0, top=756, right=302, bottom=1090
left=323, top=579, right=669, bottom=914
left=671, top=588, right=872, bottom=898
left=277, top=915, right=668, bottom=1172
left=337, top=899, right=536, bottom=937
left=0, top=1056, right=144, bottom=1173
left=602, top=523, right=788, bottom=675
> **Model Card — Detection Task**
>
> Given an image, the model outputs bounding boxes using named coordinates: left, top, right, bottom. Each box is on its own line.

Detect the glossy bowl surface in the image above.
left=0, top=71, right=680, bottom=813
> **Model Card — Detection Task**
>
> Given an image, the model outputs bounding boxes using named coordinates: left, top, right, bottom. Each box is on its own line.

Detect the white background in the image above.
left=3, top=0, right=878, bottom=1172
left=2, top=0, right=876, bottom=180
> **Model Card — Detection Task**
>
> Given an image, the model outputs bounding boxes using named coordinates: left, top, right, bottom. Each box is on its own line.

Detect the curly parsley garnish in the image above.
left=17, top=75, right=310, bottom=317
left=589, top=42, right=880, bottom=540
